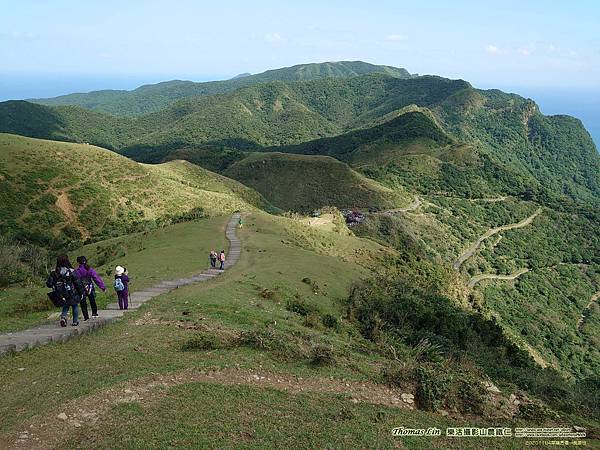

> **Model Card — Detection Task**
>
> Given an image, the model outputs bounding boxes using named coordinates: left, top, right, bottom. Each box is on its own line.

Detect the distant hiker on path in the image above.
left=219, top=250, right=226, bottom=270
left=76, top=256, right=106, bottom=320
left=238, top=216, right=243, bottom=228
left=209, top=250, right=218, bottom=268
left=46, top=255, right=86, bottom=327
left=114, top=266, right=130, bottom=310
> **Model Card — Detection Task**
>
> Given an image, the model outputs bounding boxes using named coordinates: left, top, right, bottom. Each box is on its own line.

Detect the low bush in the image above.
left=321, top=313, right=339, bottom=330
left=286, top=298, right=320, bottom=317
left=181, top=333, right=222, bottom=351
left=310, top=342, right=336, bottom=366
left=239, top=328, right=307, bottom=361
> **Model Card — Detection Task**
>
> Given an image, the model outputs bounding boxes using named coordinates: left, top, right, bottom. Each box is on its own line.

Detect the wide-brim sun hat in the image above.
left=115, top=266, right=125, bottom=276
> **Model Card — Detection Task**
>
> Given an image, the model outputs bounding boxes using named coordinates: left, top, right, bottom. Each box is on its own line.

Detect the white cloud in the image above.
left=386, top=34, right=408, bottom=42
left=264, top=32, right=282, bottom=43
left=485, top=44, right=502, bottom=55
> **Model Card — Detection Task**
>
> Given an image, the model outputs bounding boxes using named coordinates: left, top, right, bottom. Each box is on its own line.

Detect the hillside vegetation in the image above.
left=0, top=133, right=272, bottom=248
left=30, top=61, right=414, bottom=116
left=223, top=152, right=409, bottom=212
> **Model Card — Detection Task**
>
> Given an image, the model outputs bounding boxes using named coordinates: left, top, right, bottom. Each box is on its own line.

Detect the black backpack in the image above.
left=46, top=269, right=84, bottom=307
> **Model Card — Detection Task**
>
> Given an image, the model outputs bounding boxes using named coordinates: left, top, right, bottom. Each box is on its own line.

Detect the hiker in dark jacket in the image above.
left=46, top=255, right=85, bottom=327
left=114, top=266, right=130, bottom=310
left=76, top=256, right=106, bottom=320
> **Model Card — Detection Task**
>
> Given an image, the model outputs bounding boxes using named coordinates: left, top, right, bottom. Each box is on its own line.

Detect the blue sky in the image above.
left=1, top=0, right=599, bottom=88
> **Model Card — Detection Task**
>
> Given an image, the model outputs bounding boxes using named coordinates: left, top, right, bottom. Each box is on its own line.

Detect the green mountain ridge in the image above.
left=30, top=61, right=414, bottom=116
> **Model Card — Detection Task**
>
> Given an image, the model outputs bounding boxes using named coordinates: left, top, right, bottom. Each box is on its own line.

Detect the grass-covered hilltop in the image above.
left=1, top=61, right=599, bottom=448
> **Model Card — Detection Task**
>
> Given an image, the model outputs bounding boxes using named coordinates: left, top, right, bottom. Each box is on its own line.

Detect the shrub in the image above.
left=286, top=298, right=319, bottom=317
left=455, top=376, right=487, bottom=415
left=0, top=235, right=50, bottom=286
left=310, top=342, right=335, bottom=366
left=380, top=361, right=416, bottom=387
left=322, top=313, right=339, bottom=330
left=517, top=401, right=560, bottom=421
left=415, top=365, right=452, bottom=411
left=239, top=328, right=306, bottom=361
left=181, top=333, right=221, bottom=351
left=303, top=312, right=322, bottom=329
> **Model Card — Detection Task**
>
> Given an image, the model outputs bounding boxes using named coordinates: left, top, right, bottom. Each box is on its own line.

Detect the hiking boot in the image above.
left=60, top=317, right=67, bottom=327
left=92, top=314, right=99, bottom=318
left=72, top=322, right=79, bottom=327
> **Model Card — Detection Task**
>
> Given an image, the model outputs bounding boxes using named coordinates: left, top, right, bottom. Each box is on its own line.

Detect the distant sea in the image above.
left=0, top=74, right=598, bottom=150
left=0, top=73, right=222, bottom=101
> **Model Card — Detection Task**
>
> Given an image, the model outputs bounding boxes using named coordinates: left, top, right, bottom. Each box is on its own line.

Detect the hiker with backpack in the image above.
left=76, top=256, right=106, bottom=320
left=114, top=266, right=130, bottom=310
left=46, top=255, right=86, bottom=327
left=209, top=250, right=217, bottom=268
left=219, top=250, right=226, bottom=270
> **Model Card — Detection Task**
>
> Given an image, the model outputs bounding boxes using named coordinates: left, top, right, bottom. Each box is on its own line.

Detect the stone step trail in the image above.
left=0, top=213, right=243, bottom=357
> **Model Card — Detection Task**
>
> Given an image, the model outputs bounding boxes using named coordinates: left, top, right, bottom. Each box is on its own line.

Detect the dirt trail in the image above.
left=2, top=367, right=415, bottom=449
left=453, top=208, right=542, bottom=270
left=468, top=268, right=529, bottom=288
left=381, top=195, right=421, bottom=215
left=578, top=291, right=600, bottom=330
left=469, top=196, right=508, bottom=203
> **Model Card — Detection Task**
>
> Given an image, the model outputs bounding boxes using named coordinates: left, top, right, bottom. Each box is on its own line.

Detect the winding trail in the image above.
left=468, top=268, right=530, bottom=288
left=453, top=208, right=542, bottom=270
left=381, top=196, right=421, bottom=215
left=0, top=214, right=242, bottom=357
left=578, top=291, right=600, bottom=331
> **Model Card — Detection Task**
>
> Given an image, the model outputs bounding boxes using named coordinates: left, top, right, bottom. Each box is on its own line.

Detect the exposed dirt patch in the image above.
left=55, top=191, right=90, bottom=239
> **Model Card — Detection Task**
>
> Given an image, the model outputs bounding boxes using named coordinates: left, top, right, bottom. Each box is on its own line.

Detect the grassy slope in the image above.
left=2, top=212, right=587, bottom=449
left=31, top=61, right=414, bottom=116
left=223, top=152, right=410, bottom=212
left=0, top=133, right=271, bottom=247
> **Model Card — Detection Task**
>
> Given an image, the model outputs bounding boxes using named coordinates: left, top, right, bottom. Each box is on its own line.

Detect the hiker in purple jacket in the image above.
left=76, top=256, right=106, bottom=320
left=114, top=266, right=130, bottom=310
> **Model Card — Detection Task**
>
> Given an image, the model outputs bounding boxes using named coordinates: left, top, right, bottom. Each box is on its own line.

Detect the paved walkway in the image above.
left=0, top=213, right=242, bottom=357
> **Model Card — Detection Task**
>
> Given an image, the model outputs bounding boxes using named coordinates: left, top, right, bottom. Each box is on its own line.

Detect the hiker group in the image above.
left=46, top=255, right=130, bottom=327
left=209, top=250, right=226, bottom=270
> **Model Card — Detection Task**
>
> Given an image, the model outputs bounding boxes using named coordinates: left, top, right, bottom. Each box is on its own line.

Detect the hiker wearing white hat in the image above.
left=113, top=266, right=130, bottom=309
